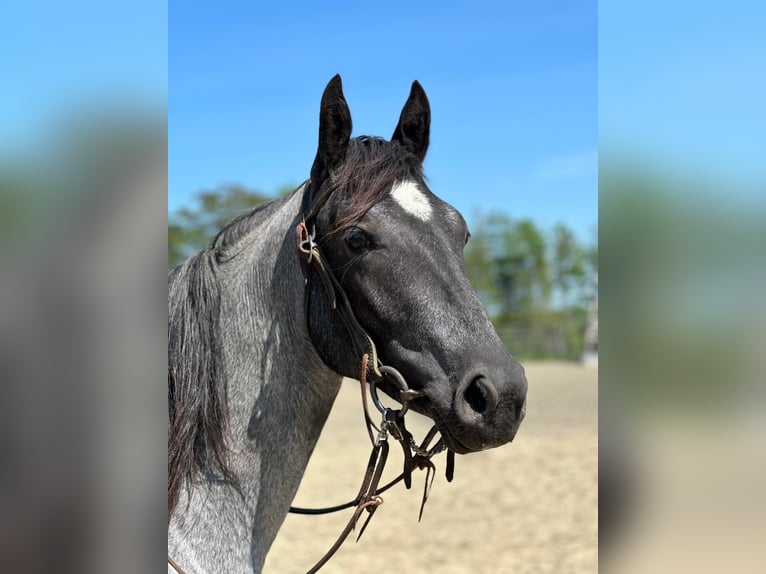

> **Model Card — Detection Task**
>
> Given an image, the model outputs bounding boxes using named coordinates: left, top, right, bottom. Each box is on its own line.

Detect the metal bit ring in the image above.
left=369, top=365, right=425, bottom=417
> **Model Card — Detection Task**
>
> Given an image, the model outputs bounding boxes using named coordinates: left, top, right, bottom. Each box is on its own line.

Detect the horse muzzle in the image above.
left=379, top=355, right=528, bottom=454
left=435, top=366, right=528, bottom=454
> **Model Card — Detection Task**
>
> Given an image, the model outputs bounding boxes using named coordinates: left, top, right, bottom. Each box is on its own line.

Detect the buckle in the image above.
left=296, top=219, right=316, bottom=263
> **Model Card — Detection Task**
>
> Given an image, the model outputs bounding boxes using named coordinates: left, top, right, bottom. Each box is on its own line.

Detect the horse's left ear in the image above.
left=392, top=81, right=431, bottom=162
left=316, top=74, right=352, bottom=173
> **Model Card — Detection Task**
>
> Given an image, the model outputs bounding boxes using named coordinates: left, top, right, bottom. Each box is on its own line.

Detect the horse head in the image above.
left=305, top=75, right=527, bottom=454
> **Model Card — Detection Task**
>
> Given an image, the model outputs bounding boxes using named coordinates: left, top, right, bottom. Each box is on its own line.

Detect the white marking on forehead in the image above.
left=390, top=180, right=432, bottom=220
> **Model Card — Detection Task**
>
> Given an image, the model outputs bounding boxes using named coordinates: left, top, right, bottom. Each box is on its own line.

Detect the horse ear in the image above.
left=316, top=74, right=352, bottom=173
left=392, top=81, right=431, bottom=162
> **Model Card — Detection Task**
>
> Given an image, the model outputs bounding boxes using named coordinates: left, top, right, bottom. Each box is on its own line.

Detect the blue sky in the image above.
left=170, top=1, right=597, bottom=241
left=3, top=1, right=762, bottom=242
left=1, top=1, right=167, bottom=152
left=600, top=0, right=766, bottom=194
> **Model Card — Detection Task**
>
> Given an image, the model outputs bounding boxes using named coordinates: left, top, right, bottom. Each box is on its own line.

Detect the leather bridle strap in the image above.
left=295, top=179, right=383, bottom=382
left=167, top=555, right=185, bottom=574
left=294, top=402, right=449, bottom=574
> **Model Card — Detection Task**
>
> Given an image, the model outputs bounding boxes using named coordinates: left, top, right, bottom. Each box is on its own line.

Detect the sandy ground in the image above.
left=265, top=362, right=598, bottom=574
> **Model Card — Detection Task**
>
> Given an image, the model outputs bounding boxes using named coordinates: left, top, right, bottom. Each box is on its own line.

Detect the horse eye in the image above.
left=465, top=230, right=472, bottom=246
left=345, top=228, right=369, bottom=250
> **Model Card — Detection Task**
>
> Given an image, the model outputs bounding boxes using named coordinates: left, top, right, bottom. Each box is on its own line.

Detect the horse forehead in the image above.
left=389, top=180, right=433, bottom=221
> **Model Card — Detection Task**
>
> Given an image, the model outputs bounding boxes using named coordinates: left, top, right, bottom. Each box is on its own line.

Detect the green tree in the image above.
left=465, top=212, right=595, bottom=360
left=466, top=214, right=550, bottom=315
left=551, top=223, right=587, bottom=308
left=168, top=184, right=275, bottom=268
left=502, top=219, right=551, bottom=316
left=464, top=212, right=508, bottom=316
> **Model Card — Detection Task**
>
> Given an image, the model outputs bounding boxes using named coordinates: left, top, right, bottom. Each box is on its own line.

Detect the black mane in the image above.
left=168, top=248, right=232, bottom=517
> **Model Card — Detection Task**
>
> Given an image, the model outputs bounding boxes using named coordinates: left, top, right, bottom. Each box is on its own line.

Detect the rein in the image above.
left=291, top=180, right=455, bottom=573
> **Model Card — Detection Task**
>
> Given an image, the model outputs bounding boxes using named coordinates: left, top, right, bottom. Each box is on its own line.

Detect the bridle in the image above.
left=291, top=178, right=455, bottom=572
left=168, top=180, right=455, bottom=574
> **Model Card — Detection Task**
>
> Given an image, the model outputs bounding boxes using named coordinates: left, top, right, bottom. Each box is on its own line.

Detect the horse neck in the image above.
left=169, top=189, right=343, bottom=572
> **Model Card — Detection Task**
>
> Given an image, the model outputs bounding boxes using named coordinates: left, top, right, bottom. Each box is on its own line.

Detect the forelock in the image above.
left=326, top=137, right=423, bottom=232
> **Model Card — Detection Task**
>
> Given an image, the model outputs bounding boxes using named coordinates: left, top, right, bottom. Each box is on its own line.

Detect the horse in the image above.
left=168, top=75, right=528, bottom=573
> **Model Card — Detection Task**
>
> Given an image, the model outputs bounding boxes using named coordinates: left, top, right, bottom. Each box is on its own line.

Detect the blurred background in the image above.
left=1, top=2, right=166, bottom=573
left=600, top=2, right=766, bottom=573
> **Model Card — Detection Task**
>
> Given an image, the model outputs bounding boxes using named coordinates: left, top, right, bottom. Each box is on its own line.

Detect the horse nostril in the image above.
left=464, top=376, right=491, bottom=415
left=515, top=397, right=526, bottom=422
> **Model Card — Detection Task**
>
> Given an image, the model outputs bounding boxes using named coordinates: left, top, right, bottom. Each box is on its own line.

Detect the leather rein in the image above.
left=168, top=181, right=455, bottom=574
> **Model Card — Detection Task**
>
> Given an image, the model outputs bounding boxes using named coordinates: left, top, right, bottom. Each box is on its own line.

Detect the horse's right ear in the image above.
left=392, top=81, right=430, bottom=162
left=314, top=75, right=352, bottom=175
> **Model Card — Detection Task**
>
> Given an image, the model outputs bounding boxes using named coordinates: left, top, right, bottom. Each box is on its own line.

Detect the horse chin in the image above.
left=376, top=381, right=506, bottom=455
left=439, top=434, right=477, bottom=455
left=436, top=424, right=510, bottom=455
